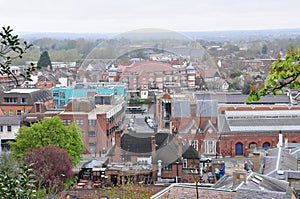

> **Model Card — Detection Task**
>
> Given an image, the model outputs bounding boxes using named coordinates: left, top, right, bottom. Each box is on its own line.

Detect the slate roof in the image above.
left=110, top=131, right=201, bottom=165
left=263, top=147, right=297, bottom=177
left=195, top=93, right=290, bottom=104
left=107, top=132, right=171, bottom=157
left=0, top=116, right=20, bottom=125
left=152, top=141, right=179, bottom=165
left=196, top=100, right=217, bottom=117
left=152, top=140, right=199, bottom=165
left=172, top=100, right=217, bottom=118
left=1, top=89, right=52, bottom=105
left=224, top=118, right=300, bottom=132
left=217, top=115, right=231, bottom=133
left=182, top=145, right=200, bottom=159
left=172, top=100, right=190, bottom=118
left=121, top=133, right=170, bottom=155
left=213, top=172, right=292, bottom=199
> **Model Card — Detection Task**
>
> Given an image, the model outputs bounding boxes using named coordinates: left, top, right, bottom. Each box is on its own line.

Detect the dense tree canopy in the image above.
left=9, top=116, right=84, bottom=165
left=0, top=26, right=38, bottom=86
left=37, top=51, right=52, bottom=69
left=247, top=48, right=300, bottom=102
left=24, top=145, right=74, bottom=195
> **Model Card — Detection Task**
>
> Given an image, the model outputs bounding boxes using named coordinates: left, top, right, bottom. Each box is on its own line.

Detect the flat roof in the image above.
left=5, top=89, right=40, bottom=94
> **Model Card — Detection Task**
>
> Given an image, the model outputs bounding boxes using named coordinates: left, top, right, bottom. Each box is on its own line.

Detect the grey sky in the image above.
left=1, top=0, right=300, bottom=33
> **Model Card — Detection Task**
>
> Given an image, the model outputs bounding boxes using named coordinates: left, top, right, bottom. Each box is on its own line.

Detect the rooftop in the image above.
left=4, top=88, right=40, bottom=93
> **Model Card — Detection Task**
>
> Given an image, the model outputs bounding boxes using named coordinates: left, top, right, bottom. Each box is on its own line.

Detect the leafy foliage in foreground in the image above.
left=0, top=26, right=38, bottom=86
left=247, top=48, right=300, bottom=103
left=0, top=164, right=37, bottom=199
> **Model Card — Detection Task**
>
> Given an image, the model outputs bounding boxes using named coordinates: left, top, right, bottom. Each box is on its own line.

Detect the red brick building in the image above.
left=0, top=88, right=53, bottom=117
left=219, top=109, right=300, bottom=157
left=102, top=61, right=198, bottom=98
left=59, top=94, right=125, bottom=154
left=155, top=92, right=300, bottom=158
left=155, top=93, right=219, bottom=157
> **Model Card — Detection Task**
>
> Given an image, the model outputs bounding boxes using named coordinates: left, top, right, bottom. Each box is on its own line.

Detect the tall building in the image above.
left=59, top=94, right=126, bottom=155
left=51, top=82, right=126, bottom=108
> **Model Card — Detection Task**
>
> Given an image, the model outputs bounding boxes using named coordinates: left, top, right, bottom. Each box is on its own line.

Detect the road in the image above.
left=125, top=112, right=155, bottom=133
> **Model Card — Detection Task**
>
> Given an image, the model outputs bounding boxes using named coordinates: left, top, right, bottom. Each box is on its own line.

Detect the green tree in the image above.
left=37, top=51, right=52, bottom=69
left=247, top=48, right=300, bottom=102
left=0, top=26, right=38, bottom=86
left=262, top=44, right=268, bottom=54
left=9, top=116, right=84, bottom=165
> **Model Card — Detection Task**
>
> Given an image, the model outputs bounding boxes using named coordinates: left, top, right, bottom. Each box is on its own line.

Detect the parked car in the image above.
left=146, top=118, right=153, bottom=123
left=148, top=122, right=154, bottom=129
left=145, top=116, right=150, bottom=122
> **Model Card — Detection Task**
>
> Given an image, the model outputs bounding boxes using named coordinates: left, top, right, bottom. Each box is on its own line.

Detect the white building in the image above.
left=0, top=116, right=20, bottom=152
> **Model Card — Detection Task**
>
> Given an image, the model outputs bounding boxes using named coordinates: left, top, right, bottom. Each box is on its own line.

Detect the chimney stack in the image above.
left=178, top=136, right=182, bottom=158
left=277, top=132, right=283, bottom=148
left=151, top=135, right=156, bottom=158
left=114, top=130, right=122, bottom=162
left=285, top=138, right=288, bottom=148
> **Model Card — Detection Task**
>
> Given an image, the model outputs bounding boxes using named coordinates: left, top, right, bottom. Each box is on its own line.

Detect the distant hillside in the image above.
left=19, top=32, right=113, bottom=41
left=18, top=28, right=300, bottom=42
left=182, top=28, right=300, bottom=41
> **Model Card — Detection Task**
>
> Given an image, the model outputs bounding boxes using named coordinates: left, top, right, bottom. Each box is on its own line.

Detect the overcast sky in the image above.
left=1, top=0, right=300, bottom=33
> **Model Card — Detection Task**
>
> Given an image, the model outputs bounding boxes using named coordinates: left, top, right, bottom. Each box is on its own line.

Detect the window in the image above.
left=88, top=131, right=96, bottom=137
left=89, top=143, right=96, bottom=153
left=63, top=119, right=71, bottom=125
left=0, top=126, right=2, bottom=132
left=3, top=97, right=17, bottom=104
left=9, top=110, right=14, bottom=116
left=17, top=110, right=22, bottom=115
left=7, top=126, right=11, bottom=132
left=205, top=140, right=216, bottom=154
left=2, top=110, right=6, bottom=116
left=88, top=120, right=96, bottom=126
left=21, top=98, right=28, bottom=104
left=183, top=159, right=188, bottom=168
left=60, top=92, right=66, bottom=98
left=162, top=164, right=172, bottom=171
left=60, top=100, right=65, bottom=106
left=53, top=91, right=59, bottom=97
left=75, top=119, right=84, bottom=125
left=189, top=140, right=199, bottom=151
left=122, top=156, right=131, bottom=161
left=191, top=129, right=196, bottom=134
